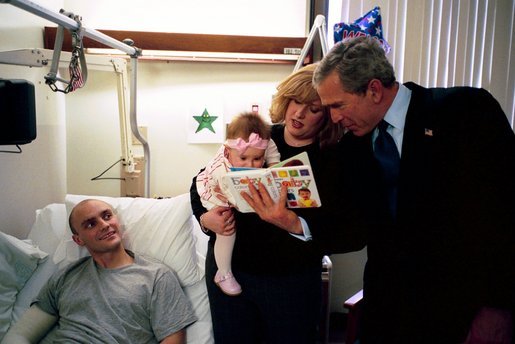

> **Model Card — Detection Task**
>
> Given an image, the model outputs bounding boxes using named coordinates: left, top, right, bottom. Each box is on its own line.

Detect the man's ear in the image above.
left=72, top=234, right=85, bottom=246
left=367, top=79, right=383, bottom=103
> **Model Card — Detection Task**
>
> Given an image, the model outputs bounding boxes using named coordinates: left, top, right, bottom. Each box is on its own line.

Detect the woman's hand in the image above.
left=240, top=182, right=302, bottom=234
left=201, top=206, right=235, bottom=236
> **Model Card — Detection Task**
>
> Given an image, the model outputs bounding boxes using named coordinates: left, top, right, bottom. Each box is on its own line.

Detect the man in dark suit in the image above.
left=313, top=36, right=515, bottom=343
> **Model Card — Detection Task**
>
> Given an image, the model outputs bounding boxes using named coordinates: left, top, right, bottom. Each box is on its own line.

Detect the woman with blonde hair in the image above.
left=190, top=63, right=342, bottom=343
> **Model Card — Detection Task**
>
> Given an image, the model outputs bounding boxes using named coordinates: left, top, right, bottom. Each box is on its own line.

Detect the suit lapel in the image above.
left=397, top=83, right=437, bottom=221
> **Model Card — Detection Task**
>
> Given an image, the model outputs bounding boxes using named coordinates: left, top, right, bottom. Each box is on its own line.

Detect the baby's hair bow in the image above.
left=226, top=133, right=269, bottom=154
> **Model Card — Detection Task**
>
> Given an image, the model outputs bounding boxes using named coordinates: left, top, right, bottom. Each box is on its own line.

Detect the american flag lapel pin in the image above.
left=424, top=128, right=433, bottom=137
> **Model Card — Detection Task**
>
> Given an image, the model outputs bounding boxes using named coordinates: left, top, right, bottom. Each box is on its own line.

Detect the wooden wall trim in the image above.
left=43, top=27, right=308, bottom=56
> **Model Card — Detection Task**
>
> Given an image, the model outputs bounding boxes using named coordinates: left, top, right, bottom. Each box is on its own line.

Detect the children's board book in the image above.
left=221, top=152, right=321, bottom=213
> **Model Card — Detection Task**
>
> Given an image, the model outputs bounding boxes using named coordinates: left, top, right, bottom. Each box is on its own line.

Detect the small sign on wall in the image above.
left=188, top=101, right=224, bottom=144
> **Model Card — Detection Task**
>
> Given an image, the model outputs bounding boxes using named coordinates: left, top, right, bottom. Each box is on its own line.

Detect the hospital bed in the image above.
left=0, top=193, right=213, bottom=343
left=1, top=192, right=335, bottom=343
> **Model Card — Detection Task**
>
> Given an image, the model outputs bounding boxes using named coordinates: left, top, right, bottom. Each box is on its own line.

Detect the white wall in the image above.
left=59, top=0, right=309, bottom=196
left=65, top=62, right=294, bottom=197
left=0, top=0, right=66, bottom=239
left=64, top=0, right=308, bottom=37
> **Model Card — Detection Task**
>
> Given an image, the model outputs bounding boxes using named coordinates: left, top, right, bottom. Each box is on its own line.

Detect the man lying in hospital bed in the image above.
left=3, top=198, right=197, bottom=343
left=0, top=193, right=213, bottom=344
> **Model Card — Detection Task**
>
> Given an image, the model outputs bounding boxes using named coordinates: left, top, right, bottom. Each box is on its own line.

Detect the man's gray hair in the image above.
left=313, top=36, right=396, bottom=95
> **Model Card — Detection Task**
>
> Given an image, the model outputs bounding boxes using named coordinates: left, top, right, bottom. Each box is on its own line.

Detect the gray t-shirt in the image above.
left=34, top=251, right=197, bottom=343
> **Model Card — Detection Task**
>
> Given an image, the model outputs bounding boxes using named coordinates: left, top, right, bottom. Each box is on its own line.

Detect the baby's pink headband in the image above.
left=226, top=133, right=269, bottom=154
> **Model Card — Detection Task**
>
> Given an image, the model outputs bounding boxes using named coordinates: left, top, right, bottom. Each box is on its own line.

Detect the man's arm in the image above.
left=160, top=329, right=186, bottom=344
left=1, top=305, right=57, bottom=344
left=150, top=268, right=197, bottom=344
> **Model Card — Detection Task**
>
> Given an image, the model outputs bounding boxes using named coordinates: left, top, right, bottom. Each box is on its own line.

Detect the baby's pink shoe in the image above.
left=214, top=270, right=242, bottom=296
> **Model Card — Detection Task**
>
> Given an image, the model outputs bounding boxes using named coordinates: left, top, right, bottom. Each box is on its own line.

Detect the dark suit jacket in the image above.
left=319, top=83, right=515, bottom=343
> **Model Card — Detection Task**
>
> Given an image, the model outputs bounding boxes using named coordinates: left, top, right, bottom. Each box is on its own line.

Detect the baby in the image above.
left=196, top=112, right=280, bottom=295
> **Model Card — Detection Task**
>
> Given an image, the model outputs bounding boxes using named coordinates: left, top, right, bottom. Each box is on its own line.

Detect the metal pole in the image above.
left=1, top=0, right=137, bottom=56
left=294, top=14, right=329, bottom=71
left=129, top=56, right=150, bottom=198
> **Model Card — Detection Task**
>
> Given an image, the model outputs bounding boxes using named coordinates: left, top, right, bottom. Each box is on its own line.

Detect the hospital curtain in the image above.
left=328, top=0, right=515, bottom=128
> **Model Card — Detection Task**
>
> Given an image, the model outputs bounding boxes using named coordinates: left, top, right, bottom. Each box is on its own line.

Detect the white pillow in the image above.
left=28, top=203, right=67, bottom=255
left=55, top=194, right=203, bottom=287
left=0, top=231, right=48, bottom=340
left=12, top=203, right=66, bottom=321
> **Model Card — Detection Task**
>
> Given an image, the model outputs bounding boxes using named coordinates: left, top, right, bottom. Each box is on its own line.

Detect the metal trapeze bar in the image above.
left=1, top=0, right=138, bottom=56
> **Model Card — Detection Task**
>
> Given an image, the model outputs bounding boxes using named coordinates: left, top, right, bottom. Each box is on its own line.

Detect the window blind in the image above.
left=329, top=0, right=514, bottom=127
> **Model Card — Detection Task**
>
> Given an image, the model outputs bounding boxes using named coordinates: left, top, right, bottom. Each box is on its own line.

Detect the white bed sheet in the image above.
left=0, top=231, right=48, bottom=340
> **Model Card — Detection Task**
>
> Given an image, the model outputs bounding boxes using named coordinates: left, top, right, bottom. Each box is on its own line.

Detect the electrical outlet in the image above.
left=120, top=156, right=145, bottom=197
left=123, top=170, right=141, bottom=196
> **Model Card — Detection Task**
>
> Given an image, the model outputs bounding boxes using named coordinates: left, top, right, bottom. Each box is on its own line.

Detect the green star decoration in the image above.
left=193, top=108, right=218, bottom=133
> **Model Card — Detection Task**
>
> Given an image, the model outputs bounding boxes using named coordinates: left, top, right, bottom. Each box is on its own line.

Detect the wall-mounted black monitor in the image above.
left=0, top=79, right=37, bottom=145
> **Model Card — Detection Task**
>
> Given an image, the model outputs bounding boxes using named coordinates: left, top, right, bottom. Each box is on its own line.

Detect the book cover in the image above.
left=221, top=152, right=321, bottom=213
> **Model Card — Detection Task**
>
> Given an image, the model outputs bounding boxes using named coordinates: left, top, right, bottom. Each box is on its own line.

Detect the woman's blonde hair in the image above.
left=269, top=63, right=343, bottom=147
left=226, top=112, right=271, bottom=140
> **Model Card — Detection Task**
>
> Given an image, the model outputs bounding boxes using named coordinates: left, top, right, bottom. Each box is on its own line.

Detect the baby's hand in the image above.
left=213, top=185, right=228, bottom=203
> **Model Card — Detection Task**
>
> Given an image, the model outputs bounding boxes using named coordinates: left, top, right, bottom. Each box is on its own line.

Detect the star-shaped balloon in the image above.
left=334, top=6, right=391, bottom=53
left=194, top=108, right=218, bottom=133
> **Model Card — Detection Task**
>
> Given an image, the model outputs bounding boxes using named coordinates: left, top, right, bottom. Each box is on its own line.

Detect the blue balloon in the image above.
left=334, top=6, right=391, bottom=54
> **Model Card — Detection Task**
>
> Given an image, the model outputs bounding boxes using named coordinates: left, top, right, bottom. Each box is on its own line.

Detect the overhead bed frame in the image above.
left=0, top=0, right=149, bottom=195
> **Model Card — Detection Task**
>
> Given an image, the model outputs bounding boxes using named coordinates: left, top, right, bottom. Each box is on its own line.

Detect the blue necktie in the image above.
left=374, top=120, right=400, bottom=218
